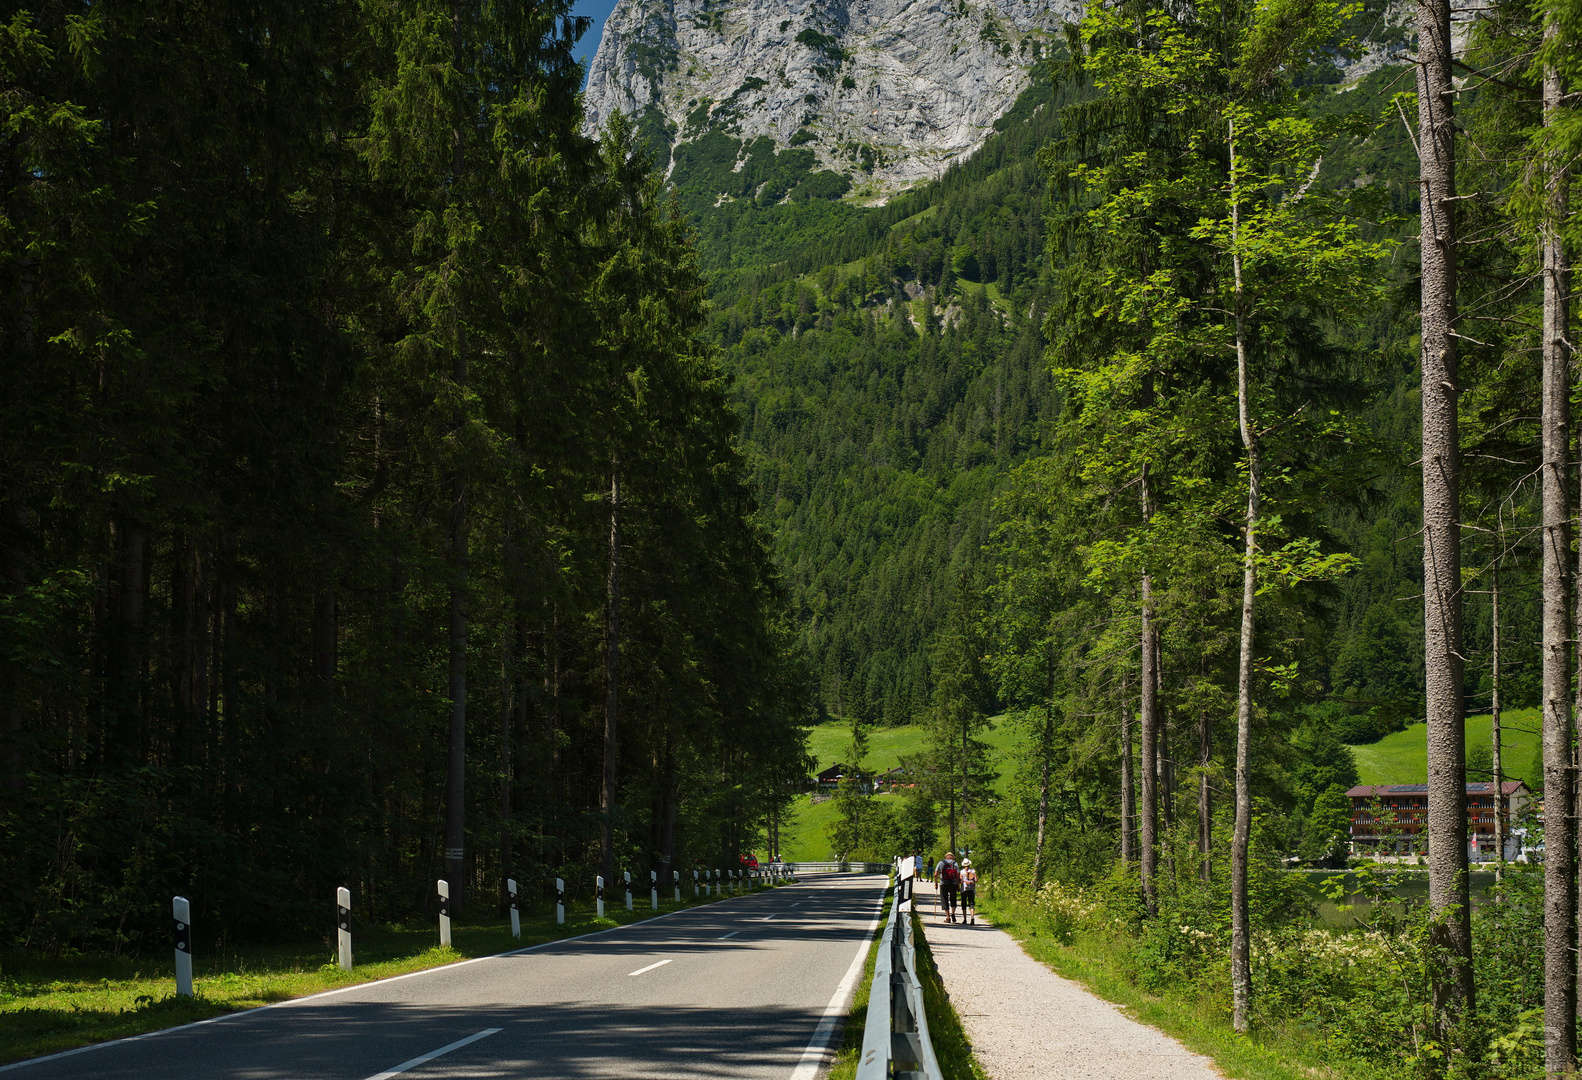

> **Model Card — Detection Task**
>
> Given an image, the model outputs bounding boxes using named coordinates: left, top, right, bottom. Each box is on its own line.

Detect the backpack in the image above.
left=940, top=863, right=960, bottom=889
left=963, top=868, right=977, bottom=888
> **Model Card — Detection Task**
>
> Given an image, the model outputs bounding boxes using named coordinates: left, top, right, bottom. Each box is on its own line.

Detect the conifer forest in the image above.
left=8, top=0, right=1582, bottom=1073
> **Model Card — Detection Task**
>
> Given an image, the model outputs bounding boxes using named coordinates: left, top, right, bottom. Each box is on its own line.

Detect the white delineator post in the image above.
left=508, top=878, right=521, bottom=938
left=673, top=870, right=680, bottom=903
left=555, top=877, right=565, bottom=926
left=596, top=874, right=605, bottom=919
left=173, top=896, right=194, bottom=997
left=624, top=871, right=633, bottom=911
left=650, top=871, right=658, bottom=911
left=437, top=879, right=452, bottom=947
left=337, top=887, right=352, bottom=970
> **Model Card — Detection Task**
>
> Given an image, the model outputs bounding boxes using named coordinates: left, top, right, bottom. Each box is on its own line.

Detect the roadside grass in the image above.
left=827, top=890, right=986, bottom=1080
left=978, top=892, right=1365, bottom=1080
left=1349, top=707, right=1541, bottom=787
left=0, top=883, right=783, bottom=1066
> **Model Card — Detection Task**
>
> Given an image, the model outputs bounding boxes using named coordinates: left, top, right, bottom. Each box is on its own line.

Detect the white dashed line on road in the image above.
left=627, top=959, right=673, bottom=976
left=719, top=931, right=739, bottom=940
left=362, top=1028, right=501, bottom=1080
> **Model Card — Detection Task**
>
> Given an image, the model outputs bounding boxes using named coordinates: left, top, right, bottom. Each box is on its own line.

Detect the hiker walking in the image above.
left=961, top=859, right=978, bottom=925
left=937, top=851, right=961, bottom=922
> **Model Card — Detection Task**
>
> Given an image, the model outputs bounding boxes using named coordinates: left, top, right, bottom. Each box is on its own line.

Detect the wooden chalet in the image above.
left=1347, top=781, right=1531, bottom=859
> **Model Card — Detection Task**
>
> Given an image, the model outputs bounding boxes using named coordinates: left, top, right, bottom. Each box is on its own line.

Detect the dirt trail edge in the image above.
left=917, top=880, right=1222, bottom=1080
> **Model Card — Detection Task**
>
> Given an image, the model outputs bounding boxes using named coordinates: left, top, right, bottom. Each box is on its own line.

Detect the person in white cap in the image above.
left=961, top=859, right=977, bottom=925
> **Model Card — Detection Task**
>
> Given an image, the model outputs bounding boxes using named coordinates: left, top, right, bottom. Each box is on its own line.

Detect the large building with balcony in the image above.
left=1346, top=781, right=1531, bottom=859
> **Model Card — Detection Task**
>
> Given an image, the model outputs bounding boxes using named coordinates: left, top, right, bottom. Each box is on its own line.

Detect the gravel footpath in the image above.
left=916, top=879, right=1222, bottom=1080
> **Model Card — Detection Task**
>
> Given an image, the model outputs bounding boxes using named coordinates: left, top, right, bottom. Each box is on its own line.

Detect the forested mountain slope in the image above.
left=655, top=60, right=1541, bottom=740
left=687, top=82, right=1061, bottom=724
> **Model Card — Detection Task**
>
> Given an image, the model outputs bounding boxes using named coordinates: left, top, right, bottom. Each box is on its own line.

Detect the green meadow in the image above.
left=1348, top=707, right=1541, bottom=787
left=780, top=717, right=1030, bottom=861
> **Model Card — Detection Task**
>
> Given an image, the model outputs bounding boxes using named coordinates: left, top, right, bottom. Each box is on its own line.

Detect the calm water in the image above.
left=1296, top=870, right=1503, bottom=927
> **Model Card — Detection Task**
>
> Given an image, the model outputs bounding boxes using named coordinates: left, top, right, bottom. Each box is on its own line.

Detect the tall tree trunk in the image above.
left=193, top=547, right=210, bottom=771
left=961, top=711, right=970, bottom=852
left=219, top=533, right=239, bottom=827
left=1490, top=561, right=1503, bottom=881
left=443, top=388, right=469, bottom=903
left=600, top=465, right=621, bottom=885
left=1033, top=725, right=1052, bottom=890
left=544, top=597, right=561, bottom=783
left=441, top=0, right=471, bottom=912
left=1158, top=656, right=1172, bottom=833
left=660, top=741, right=678, bottom=879
left=1416, top=0, right=1472, bottom=1027
left=172, top=534, right=195, bottom=765
left=1198, top=705, right=1211, bottom=884
left=1139, top=470, right=1159, bottom=915
left=1120, top=708, right=1135, bottom=865
left=1031, top=651, right=1056, bottom=885
left=1540, top=24, right=1576, bottom=1070
left=4, top=502, right=25, bottom=792
left=314, top=585, right=336, bottom=705
left=1229, top=117, right=1259, bottom=1036
left=948, top=790, right=957, bottom=854
left=500, top=618, right=513, bottom=906
left=1033, top=646, right=1056, bottom=889
left=112, top=522, right=146, bottom=760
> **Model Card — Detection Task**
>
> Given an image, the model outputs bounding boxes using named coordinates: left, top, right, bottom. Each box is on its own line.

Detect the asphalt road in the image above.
left=6, top=874, right=888, bottom=1080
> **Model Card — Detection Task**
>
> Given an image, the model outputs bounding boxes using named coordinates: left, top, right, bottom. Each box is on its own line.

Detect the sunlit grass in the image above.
left=1349, top=707, right=1541, bottom=787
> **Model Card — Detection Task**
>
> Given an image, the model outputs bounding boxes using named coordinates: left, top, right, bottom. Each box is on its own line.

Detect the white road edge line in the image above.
left=0, top=885, right=819, bottom=1075
left=787, top=882, right=889, bottom=1080
left=628, top=958, right=673, bottom=976
left=719, top=931, right=740, bottom=940
left=0, top=874, right=880, bottom=1074
left=361, top=1028, right=501, bottom=1080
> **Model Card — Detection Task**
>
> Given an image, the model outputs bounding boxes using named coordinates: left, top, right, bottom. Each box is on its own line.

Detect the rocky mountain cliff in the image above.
left=582, top=0, right=1078, bottom=198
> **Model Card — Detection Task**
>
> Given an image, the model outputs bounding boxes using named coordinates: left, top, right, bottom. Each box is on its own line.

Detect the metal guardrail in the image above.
left=778, top=860, right=892, bottom=875
left=856, top=864, right=943, bottom=1080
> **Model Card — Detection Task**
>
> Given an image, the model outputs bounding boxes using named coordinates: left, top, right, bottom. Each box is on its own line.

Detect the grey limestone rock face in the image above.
left=582, top=0, right=1079, bottom=199
left=581, top=0, right=1471, bottom=203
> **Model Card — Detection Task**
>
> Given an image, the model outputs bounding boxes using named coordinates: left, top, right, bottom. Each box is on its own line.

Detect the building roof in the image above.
left=1346, top=781, right=1528, bottom=797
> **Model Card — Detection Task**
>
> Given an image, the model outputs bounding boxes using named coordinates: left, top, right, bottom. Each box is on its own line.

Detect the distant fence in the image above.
left=856, top=868, right=943, bottom=1080
left=778, top=861, right=892, bottom=875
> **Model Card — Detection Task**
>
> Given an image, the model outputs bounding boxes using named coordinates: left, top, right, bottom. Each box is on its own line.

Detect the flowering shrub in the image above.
left=1029, top=880, right=1113, bottom=943
left=1253, top=926, right=1420, bottom=1065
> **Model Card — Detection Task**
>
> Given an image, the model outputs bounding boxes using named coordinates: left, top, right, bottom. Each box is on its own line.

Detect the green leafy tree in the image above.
left=1302, top=783, right=1353, bottom=867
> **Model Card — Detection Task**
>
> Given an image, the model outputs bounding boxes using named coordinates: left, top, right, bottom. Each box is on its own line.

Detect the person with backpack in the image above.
left=961, top=859, right=978, bottom=925
left=937, top=851, right=961, bottom=922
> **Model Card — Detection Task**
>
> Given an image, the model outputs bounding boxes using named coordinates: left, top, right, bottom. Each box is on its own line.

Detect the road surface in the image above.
left=5, top=874, right=888, bottom=1080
